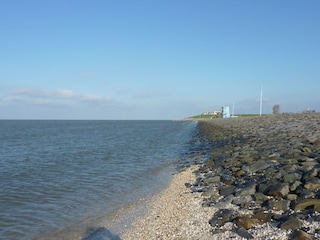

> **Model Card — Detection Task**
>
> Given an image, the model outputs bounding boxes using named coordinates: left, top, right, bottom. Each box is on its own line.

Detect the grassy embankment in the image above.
left=188, top=113, right=269, bottom=119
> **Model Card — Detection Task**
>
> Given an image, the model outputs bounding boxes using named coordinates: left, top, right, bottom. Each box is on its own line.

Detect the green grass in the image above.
left=188, top=114, right=220, bottom=119
left=187, top=113, right=270, bottom=119
left=236, top=114, right=269, bottom=117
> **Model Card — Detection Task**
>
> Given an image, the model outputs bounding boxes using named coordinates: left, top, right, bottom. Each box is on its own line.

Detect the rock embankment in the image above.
left=193, top=113, right=320, bottom=239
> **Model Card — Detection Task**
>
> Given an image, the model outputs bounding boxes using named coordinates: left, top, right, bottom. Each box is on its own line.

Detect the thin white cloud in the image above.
left=1, top=87, right=115, bottom=106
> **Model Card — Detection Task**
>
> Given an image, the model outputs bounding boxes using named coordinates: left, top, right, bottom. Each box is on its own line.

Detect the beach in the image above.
left=121, top=166, right=214, bottom=240
left=121, top=113, right=320, bottom=240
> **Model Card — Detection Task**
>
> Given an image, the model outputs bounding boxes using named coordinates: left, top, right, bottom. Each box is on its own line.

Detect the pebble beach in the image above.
left=121, top=113, right=320, bottom=240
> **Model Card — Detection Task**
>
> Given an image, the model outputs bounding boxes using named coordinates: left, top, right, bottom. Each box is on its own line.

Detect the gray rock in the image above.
left=203, top=175, right=221, bottom=184
left=236, top=183, right=257, bottom=197
left=287, top=194, right=298, bottom=201
left=209, top=209, right=235, bottom=227
left=232, top=195, right=253, bottom=206
left=221, top=174, right=235, bottom=185
left=242, top=160, right=270, bottom=173
left=202, top=195, right=220, bottom=207
left=267, top=183, right=290, bottom=197
left=280, top=217, right=302, bottom=230
left=253, top=192, right=269, bottom=205
left=214, top=196, right=233, bottom=209
left=257, top=183, right=270, bottom=194
left=201, top=187, right=219, bottom=197
left=290, top=230, right=312, bottom=240
left=301, top=160, right=318, bottom=167
left=235, top=227, right=254, bottom=239
left=219, top=186, right=236, bottom=196
left=298, top=189, right=316, bottom=199
left=290, top=181, right=302, bottom=192
left=268, top=152, right=281, bottom=158
left=283, top=172, right=302, bottom=183
left=304, top=167, right=320, bottom=179
left=268, top=199, right=291, bottom=211
left=295, top=198, right=320, bottom=211
left=198, top=113, right=320, bottom=237
left=304, top=177, right=320, bottom=190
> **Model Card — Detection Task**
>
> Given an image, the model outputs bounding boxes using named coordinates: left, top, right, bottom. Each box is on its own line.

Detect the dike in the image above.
left=193, top=113, right=320, bottom=239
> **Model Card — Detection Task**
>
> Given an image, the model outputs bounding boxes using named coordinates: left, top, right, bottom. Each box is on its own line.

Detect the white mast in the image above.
left=259, top=85, right=263, bottom=116
left=232, top=101, right=235, bottom=116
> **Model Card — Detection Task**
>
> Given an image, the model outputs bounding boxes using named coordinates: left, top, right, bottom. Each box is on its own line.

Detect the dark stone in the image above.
left=283, top=172, right=302, bottom=183
left=314, top=204, right=320, bottom=212
left=232, top=195, right=252, bottom=206
left=190, top=186, right=204, bottom=193
left=290, top=181, right=302, bottom=192
left=303, top=167, right=320, bottom=179
left=221, top=174, right=235, bottom=185
left=268, top=152, right=281, bottom=158
left=302, top=146, right=313, bottom=153
left=295, top=198, right=320, bottom=211
left=242, top=160, right=270, bottom=173
left=198, top=114, right=320, bottom=238
left=234, top=169, right=246, bottom=177
left=267, top=199, right=291, bottom=211
left=267, top=183, right=290, bottom=197
left=304, top=177, right=320, bottom=190
left=256, top=182, right=268, bottom=193
left=235, top=227, right=254, bottom=239
left=280, top=217, right=302, bottom=230
left=287, top=194, right=298, bottom=201
left=253, top=192, right=269, bottom=205
left=203, top=175, right=221, bottom=185
left=213, top=196, right=234, bottom=209
left=235, top=215, right=258, bottom=230
left=209, top=209, right=235, bottom=227
left=219, top=185, right=236, bottom=196
left=290, top=230, right=312, bottom=240
left=236, top=183, right=257, bottom=196
left=252, top=211, right=272, bottom=224
left=202, top=195, right=220, bottom=207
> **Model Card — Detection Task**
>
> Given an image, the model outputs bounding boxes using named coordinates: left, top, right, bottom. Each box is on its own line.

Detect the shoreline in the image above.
left=120, top=165, right=216, bottom=240
left=121, top=113, right=320, bottom=240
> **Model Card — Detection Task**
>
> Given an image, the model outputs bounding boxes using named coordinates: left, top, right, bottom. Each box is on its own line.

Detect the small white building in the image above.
left=202, top=110, right=222, bottom=115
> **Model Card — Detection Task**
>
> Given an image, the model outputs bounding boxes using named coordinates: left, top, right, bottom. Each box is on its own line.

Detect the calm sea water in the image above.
left=0, top=120, right=198, bottom=240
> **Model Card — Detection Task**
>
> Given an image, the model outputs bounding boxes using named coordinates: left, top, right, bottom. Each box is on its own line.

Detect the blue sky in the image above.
left=1, top=0, right=319, bottom=119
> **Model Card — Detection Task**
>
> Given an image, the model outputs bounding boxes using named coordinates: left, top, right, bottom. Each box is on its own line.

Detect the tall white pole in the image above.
left=259, top=85, right=263, bottom=116
left=232, top=101, right=235, bottom=116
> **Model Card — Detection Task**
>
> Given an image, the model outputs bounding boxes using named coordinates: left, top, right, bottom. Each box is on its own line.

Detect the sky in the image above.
left=0, top=0, right=319, bottom=120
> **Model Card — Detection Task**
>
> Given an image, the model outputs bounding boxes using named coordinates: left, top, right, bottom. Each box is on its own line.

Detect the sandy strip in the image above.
left=120, top=166, right=217, bottom=240
left=120, top=166, right=294, bottom=240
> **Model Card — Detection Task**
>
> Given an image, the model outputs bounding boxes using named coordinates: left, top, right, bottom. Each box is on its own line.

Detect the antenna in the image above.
left=232, top=101, right=235, bottom=116
left=259, top=85, right=263, bottom=116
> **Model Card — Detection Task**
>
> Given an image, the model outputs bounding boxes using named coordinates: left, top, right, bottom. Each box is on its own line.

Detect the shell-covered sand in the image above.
left=121, top=166, right=293, bottom=240
left=121, top=166, right=217, bottom=240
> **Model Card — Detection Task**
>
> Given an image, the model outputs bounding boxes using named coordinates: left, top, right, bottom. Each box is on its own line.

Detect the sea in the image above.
left=0, top=120, right=203, bottom=240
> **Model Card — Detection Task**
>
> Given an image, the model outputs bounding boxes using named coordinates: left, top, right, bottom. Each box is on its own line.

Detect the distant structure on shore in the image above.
left=201, top=105, right=238, bottom=119
left=222, top=105, right=238, bottom=118
left=222, top=106, right=230, bottom=118
left=202, top=110, right=222, bottom=116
